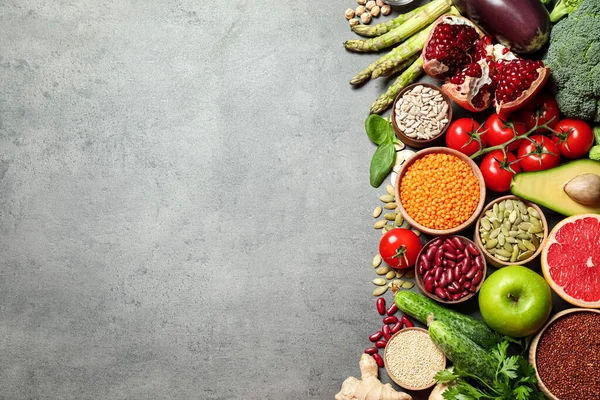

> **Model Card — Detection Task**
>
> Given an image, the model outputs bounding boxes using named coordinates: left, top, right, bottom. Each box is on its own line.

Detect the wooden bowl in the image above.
left=528, top=308, right=600, bottom=400
left=473, top=195, right=548, bottom=268
left=394, top=147, right=486, bottom=236
left=384, top=327, right=446, bottom=391
left=415, top=236, right=487, bottom=304
left=391, top=83, right=452, bottom=149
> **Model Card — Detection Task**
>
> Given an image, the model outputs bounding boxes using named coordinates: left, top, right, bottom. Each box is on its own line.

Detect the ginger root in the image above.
left=335, top=354, right=412, bottom=400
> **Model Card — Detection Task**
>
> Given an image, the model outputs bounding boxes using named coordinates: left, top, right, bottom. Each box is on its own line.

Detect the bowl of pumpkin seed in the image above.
left=473, top=195, right=548, bottom=268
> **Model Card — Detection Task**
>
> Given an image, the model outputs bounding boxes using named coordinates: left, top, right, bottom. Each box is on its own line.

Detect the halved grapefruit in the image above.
left=541, top=214, right=600, bottom=308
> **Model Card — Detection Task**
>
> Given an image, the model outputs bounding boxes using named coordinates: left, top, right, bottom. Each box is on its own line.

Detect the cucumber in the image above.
left=428, top=320, right=496, bottom=385
left=395, top=291, right=499, bottom=349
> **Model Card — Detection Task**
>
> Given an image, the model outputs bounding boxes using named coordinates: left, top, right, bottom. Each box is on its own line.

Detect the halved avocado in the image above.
left=510, top=159, right=600, bottom=216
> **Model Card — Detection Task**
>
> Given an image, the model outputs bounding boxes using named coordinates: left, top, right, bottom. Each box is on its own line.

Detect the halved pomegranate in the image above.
left=422, top=15, right=550, bottom=116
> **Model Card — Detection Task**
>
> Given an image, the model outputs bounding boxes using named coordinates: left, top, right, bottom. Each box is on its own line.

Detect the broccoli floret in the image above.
left=549, top=0, right=582, bottom=22
left=545, top=3, right=600, bottom=122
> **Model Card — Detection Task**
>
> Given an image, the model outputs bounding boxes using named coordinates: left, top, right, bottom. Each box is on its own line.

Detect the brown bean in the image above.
left=365, top=347, right=378, bottom=355
left=386, top=303, right=397, bottom=316
left=372, top=353, right=384, bottom=367
left=425, top=245, right=438, bottom=261
left=382, top=324, right=391, bottom=340
left=383, top=316, right=398, bottom=324
left=390, top=321, right=402, bottom=334
left=467, top=243, right=480, bottom=256
left=369, top=331, right=383, bottom=342
left=435, top=287, right=447, bottom=299
left=424, top=275, right=434, bottom=293
left=376, top=298, right=386, bottom=315
left=452, top=236, right=465, bottom=251
left=465, top=266, right=478, bottom=279
left=375, top=340, right=387, bottom=348
left=472, top=270, right=483, bottom=286
left=444, top=252, right=456, bottom=261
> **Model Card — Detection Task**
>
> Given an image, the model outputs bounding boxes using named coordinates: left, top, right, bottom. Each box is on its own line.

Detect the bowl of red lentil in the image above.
left=394, top=147, right=486, bottom=236
left=528, top=308, right=600, bottom=400
left=383, top=327, right=446, bottom=391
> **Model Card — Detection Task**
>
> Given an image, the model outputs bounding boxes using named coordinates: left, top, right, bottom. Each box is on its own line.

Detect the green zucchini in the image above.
left=394, top=291, right=499, bottom=349
left=428, top=320, right=496, bottom=385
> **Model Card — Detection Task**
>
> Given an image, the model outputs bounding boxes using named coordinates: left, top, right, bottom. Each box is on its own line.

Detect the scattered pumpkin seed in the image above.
left=372, top=254, right=382, bottom=268
left=384, top=212, right=397, bottom=221
left=384, top=202, right=397, bottom=210
left=404, top=269, right=415, bottom=278
left=395, top=270, right=405, bottom=279
left=401, top=281, right=414, bottom=289
left=373, top=206, right=383, bottom=218
left=386, top=270, right=396, bottom=280
left=373, top=286, right=388, bottom=296
left=380, top=194, right=395, bottom=203
left=376, top=266, right=390, bottom=275
left=411, top=228, right=421, bottom=237
left=373, top=278, right=387, bottom=286
left=386, top=184, right=395, bottom=196
left=395, top=214, right=404, bottom=227
left=374, top=220, right=386, bottom=229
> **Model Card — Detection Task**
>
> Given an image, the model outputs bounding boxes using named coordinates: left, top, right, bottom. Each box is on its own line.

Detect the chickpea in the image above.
left=360, top=11, right=372, bottom=24
left=376, top=0, right=384, bottom=6
left=355, top=5, right=366, bottom=16
left=365, top=1, right=376, bottom=11
left=356, top=0, right=367, bottom=5
left=381, top=4, right=391, bottom=15
left=371, top=5, right=381, bottom=17
left=345, top=8, right=355, bottom=20
left=349, top=18, right=360, bottom=27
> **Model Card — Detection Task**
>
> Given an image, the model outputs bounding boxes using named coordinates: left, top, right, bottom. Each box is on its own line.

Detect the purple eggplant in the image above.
left=452, top=0, right=551, bottom=54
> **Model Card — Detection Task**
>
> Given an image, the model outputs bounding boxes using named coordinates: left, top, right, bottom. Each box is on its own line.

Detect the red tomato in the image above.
left=551, top=119, right=595, bottom=159
left=379, top=228, right=422, bottom=269
left=479, top=150, right=521, bottom=193
left=517, top=135, right=560, bottom=172
left=445, top=118, right=488, bottom=156
left=516, top=94, right=560, bottom=133
left=484, top=114, right=528, bottom=151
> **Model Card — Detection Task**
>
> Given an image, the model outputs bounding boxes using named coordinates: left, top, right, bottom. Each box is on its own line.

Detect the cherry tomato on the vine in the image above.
left=379, top=228, right=422, bottom=270
left=445, top=118, right=487, bottom=156
left=479, top=150, right=521, bottom=193
left=484, top=114, right=528, bottom=151
left=551, top=119, right=594, bottom=159
left=516, top=94, right=560, bottom=134
left=517, top=135, right=560, bottom=172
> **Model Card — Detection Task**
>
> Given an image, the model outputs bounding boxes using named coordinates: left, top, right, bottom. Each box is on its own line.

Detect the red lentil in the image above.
left=536, top=312, right=600, bottom=400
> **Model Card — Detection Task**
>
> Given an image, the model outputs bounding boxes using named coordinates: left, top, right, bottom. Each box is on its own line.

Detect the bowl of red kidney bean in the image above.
left=415, top=236, right=486, bottom=304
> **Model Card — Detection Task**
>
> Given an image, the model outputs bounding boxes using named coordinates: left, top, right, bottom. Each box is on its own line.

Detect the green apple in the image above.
left=478, top=265, right=552, bottom=337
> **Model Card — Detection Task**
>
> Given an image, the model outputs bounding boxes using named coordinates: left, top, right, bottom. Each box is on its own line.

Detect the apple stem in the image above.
left=508, top=293, right=519, bottom=302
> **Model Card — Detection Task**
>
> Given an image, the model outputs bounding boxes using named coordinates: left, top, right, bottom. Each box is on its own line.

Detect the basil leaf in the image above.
left=369, top=141, right=395, bottom=188
left=365, top=114, right=390, bottom=145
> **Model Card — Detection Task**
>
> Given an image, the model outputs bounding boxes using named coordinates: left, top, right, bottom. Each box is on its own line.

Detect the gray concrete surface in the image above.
left=0, top=0, right=422, bottom=398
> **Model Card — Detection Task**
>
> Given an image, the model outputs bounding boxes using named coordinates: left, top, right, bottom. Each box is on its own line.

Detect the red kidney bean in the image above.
left=474, top=255, right=484, bottom=269
left=401, top=316, right=414, bottom=328
left=435, top=287, right=448, bottom=300
left=472, top=270, right=483, bottom=286
left=452, top=237, right=465, bottom=250
left=456, top=253, right=466, bottom=261
left=454, top=265, right=461, bottom=279
left=433, top=267, right=442, bottom=281
left=435, top=248, right=444, bottom=267
left=418, top=263, right=424, bottom=276
left=369, top=331, right=383, bottom=342
left=446, top=268, right=454, bottom=283
left=382, top=324, right=391, bottom=340
left=450, top=281, right=460, bottom=291
left=467, top=243, right=480, bottom=256
left=365, top=347, right=378, bottom=355
left=444, top=252, right=456, bottom=261
left=375, top=340, right=387, bottom=348
left=441, top=243, right=454, bottom=253
left=376, top=298, right=386, bottom=315
left=451, top=293, right=464, bottom=301
left=433, top=280, right=440, bottom=288
left=466, top=266, right=478, bottom=279
left=423, top=270, right=432, bottom=281
left=372, top=353, right=384, bottom=367
left=461, top=290, right=470, bottom=297
left=463, top=281, right=471, bottom=289
left=447, top=285, right=459, bottom=294
left=439, top=273, right=448, bottom=288
left=469, top=285, right=477, bottom=293
left=442, top=259, right=448, bottom=268
left=463, top=255, right=471, bottom=270
left=425, top=245, right=438, bottom=261
left=445, top=237, right=457, bottom=249
left=459, top=275, right=466, bottom=284
left=383, top=316, right=398, bottom=324
left=386, top=303, right=397, bottom=316
left=424, top=276, right=434, bottom=293
left=431, top=238, right=444, bottom=247
left=446, top=260, right=456, bottom=268
left=390, top=321, right=402, bottom=334
left=421, top=256, right=431, bottom=271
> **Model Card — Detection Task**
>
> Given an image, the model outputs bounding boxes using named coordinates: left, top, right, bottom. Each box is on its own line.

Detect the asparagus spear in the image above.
left=344, top=0, right=451, bottom=53
left=370, top=56, right=424, bottom=115
left=351, top=3, right=429, bottom=38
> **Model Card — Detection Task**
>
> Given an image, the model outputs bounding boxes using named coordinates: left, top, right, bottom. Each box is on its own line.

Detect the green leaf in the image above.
left=435, top=369, right=461, bottom=383
left=365, top=114, right=390, bottom=145
left=513, top=385, right=533, bottom=400
left=491, top=341, right=509, bottom=364
left=369, top=141, right=395, bottom=187
left=499, top=356, right=519, bottom=380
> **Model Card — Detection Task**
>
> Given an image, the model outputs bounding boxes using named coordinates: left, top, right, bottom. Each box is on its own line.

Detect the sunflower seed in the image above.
left=373, top=286, right=388, bottom=296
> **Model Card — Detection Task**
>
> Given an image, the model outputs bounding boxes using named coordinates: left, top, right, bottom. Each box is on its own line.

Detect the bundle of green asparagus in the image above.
left=345, top=0, right=459, bottom=114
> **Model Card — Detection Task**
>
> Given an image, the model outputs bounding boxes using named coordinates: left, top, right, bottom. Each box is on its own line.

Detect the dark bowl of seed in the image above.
left=528, top=308, right=600, bottom=400
left=391, top=83, right=452, bottom=149
left=474, top=195, right=548, bottom=268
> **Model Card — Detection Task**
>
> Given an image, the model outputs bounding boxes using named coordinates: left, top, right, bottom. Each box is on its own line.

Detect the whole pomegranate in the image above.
left=422, top=15, right=549, bottom=116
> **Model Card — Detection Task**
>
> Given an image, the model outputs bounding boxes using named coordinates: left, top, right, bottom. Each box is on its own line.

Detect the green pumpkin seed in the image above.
left=509, top=210, right=518, bottom=224
left=485, top=210, right=495, bottom=219
left=374, top=220, right=386, bottom=229
left=481, top=217, right=491, bottom=231
left=521, top=214, right=530, bottom=222
left=529, top=224, right=544, bottom=234
left=373, top=206, right=383, bottom=218
left=495, top=254, right=510, bottom=261
left=499, top=201, right=506, bottom=213
left=509, top=230, right=519, bottom=238
left=495, top=248, right=512, bottom=258
left=373, top=254, right=382, bottom=268
left=395, top=214, right=404, bottom=227
left=386, top=184, right=395, bottom=196
left=384, top=202, right=397, bottom=210
left=506, top=236, right=517, bottom=244
left=517, top=240, right=528, bottom=251
left=489, top=228, right=501, bottom=240
left=384, top=212, right=397, bottom=221
left=517, top=250, right=534, bottom=261
left=373, top=278, right=387, bottom=286
left=528, top=207, right=541, bottom=219
left=517, top=202, right=528, bottom=214
left=386, top=271, right=397, bottom=280
left=411, top=228, right=421, bottom=237
left=529, top=216, right=540, bottom=226
left=493, top=202, right=499, bottom=217
left=401, top=281, right=414, bottom=289
left=376, top=266, right=390, bottom=275
left=504, top=209, right=511, bottom=218
left=373, top=286, right=388, bottom=296
left=485, top=239, right=498, bottom=249
left=498, top=233, right=505, bottom=246
left=487, top=247, right=496, bottom=254
left=396, top=270, right=405, bottom=279
left=523, top=240, right=536, bottom=252
left=503, top=241, right=513, bottom=253
left=510, top=245, right=519, bottom=262
left=501, top=226, right=510, bottom=237
left=503, top=219, right=512, bottom=230
left=380, top=194, right=395, bottom=203
left=531, top=234, right=539, bottom=248
left=517, top=232, right=531, bottom=240
left=519, top=222, right=533, bottom=231
left=505, top=199, right=514, bottom=211
left=492, top=219, right=502, bottom=229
